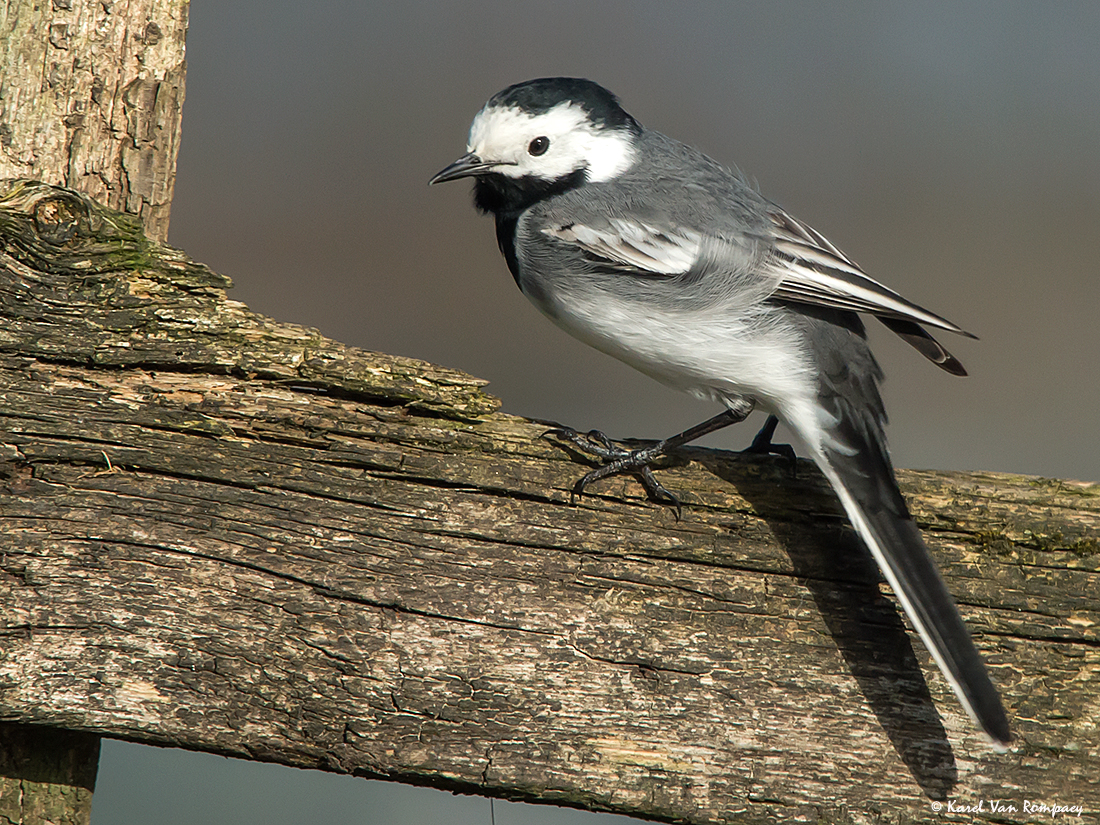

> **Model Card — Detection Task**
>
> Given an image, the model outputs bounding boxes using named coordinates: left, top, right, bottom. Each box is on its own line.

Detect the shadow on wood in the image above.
left=0, top=180, right=1098, bottom=823
left=701, top=452, right=958, bottom=798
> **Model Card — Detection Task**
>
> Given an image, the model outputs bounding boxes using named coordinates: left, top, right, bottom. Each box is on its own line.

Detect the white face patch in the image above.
left=466, top=101, right=636, bottom=183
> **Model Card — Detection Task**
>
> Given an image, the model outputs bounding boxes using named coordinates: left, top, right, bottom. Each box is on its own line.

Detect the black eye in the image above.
left=528, top=136, right=550, bottom=156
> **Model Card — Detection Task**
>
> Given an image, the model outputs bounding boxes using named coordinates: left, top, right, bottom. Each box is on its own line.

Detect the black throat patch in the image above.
left=473, top=168, right=587, bottom=218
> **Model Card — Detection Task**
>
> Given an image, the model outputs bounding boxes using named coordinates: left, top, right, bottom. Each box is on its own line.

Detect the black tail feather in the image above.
left=878, top=317, right=968, bottom=376
left=814, top=395, right=1011, bottom=746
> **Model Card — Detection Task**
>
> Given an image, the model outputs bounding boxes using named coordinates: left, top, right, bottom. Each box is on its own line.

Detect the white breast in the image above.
left=534, top=277, right=817, bottom=411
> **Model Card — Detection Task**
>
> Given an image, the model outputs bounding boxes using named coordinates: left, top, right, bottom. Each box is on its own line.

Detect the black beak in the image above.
left=429, top=153, right=510, bottom=185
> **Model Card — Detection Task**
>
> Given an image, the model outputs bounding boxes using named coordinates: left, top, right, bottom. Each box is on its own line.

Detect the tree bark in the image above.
left=0, top=0, right=188, bottom=242
left=0, top=181, right=1097, bottom=823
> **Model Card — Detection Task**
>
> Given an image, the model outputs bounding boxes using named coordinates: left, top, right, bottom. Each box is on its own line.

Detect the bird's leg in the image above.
left=545, top=402, right=754, bottom=516
left=740, top=414, right=798, bottom=472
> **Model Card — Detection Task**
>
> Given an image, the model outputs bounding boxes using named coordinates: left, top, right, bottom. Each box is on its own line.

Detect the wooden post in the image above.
left=0, top=0, right=188, bottom=242
left=0, top=725, right=99, bottom=825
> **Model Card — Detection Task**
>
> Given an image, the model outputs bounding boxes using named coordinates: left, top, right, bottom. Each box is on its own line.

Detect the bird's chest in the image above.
left=510, top=226, right=812, bottom=408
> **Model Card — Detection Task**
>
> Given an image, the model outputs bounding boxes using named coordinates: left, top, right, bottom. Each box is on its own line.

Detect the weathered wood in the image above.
left=0, top=724, right=99, bottom=825
left=0, top=181, right=1098, bottom=823
left=0, top=0, right=188, bottom=242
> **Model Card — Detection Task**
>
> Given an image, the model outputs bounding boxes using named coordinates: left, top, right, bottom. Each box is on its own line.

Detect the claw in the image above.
left=544, top=426, right=625, bottom=460
left=639, top=465, right=683, bottom=520
left=543, top=407, right=757, bottom=517
left=541, top=425, right=576, bottom=442
left=741, top=415, right=798, bottom=476
left=548, top=427, right=680, bottom=513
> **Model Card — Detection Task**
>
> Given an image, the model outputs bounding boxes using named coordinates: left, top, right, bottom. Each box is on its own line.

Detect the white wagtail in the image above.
left=430, top=77, right=1010, bottom=748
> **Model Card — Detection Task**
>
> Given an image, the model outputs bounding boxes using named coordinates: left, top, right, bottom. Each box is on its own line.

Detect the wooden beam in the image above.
left=1, top=181, right=1097, bottom=823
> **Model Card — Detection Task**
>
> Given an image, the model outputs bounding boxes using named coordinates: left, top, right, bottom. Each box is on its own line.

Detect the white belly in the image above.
left=534, top=285, right=816, bottom=412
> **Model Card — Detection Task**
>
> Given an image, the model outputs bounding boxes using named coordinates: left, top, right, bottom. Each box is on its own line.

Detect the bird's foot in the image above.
left=543, top=427, right=683, bottom=518
left=739, top=415, right=797, bottom=475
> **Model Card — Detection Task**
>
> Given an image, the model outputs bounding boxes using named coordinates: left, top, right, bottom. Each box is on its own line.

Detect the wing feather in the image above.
left=544, top=218, right=701, bottom=276
left=767, top=209, right=975, bottom=338
left=541, top=210, right=973, bottom=373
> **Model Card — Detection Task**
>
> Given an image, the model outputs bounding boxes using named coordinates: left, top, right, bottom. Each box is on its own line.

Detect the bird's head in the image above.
left=430, top=78, right=641, bottom=214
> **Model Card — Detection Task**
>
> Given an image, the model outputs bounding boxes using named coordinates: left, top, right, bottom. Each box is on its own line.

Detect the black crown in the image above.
left=489, top=77, right=640, bottom=133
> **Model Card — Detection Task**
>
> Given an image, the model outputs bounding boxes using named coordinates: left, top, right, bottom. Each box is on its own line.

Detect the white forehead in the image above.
left=468, top=101, right=591, bottom=151
left=467, top=101, right=635, bottom=183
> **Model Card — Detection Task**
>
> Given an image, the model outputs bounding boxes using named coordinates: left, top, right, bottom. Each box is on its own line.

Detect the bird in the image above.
left=430, top=77, right=1011, bottom=748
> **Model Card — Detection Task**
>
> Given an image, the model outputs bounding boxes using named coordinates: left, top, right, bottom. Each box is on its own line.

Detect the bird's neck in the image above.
left=473, top=169, right=587, bottom=218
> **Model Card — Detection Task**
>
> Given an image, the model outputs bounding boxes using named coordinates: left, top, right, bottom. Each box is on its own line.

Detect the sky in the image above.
left=90, top=2, right=1099, bottom=823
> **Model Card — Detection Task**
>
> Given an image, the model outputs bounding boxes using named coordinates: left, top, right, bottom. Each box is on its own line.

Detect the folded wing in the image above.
left=542, top=210, right=974, bottom=374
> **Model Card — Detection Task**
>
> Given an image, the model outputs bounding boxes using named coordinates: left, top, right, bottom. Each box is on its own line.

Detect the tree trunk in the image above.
left=1, top=180, right=1097, bottom=824
left=0, top=0, right=188, bottom=242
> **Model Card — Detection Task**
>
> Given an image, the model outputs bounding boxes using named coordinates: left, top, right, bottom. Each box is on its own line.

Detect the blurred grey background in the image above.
left=90, top=2, right=1099, bottom=823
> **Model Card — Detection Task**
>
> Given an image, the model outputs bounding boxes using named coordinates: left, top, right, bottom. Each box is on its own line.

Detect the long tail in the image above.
left=779, top=364, right=1011, bottom=748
